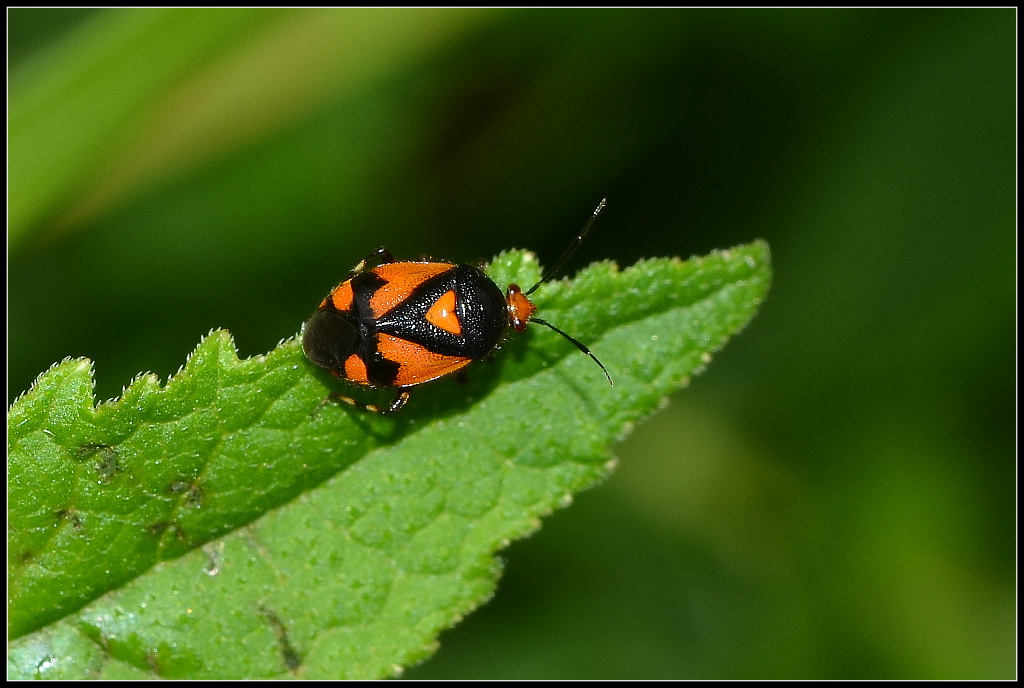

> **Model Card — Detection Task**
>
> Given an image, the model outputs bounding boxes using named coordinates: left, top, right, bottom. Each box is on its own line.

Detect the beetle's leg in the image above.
left=311, top=394, right=341, bottom=417
left=378, top=390, right=411, bottom=414
left=351, top=247, right=396, bottom=275
left=311, top=388, right=410, bottom=416
left=353, top=389, right=409, bottom=414
left=310, top=392, right=365, bottom=417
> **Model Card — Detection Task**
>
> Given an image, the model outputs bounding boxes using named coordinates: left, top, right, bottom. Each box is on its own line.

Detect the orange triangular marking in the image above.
left=425, top=290, right=461, bottom=335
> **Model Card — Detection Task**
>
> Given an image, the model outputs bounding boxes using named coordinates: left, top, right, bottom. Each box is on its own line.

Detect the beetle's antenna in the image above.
left=530, top=316, right=614, bottom=387
left=525, top=199, right=607, bottom=296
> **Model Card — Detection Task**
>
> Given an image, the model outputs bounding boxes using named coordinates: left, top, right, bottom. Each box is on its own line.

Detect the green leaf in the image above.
left=7, top=241, right=770, bottom=679
left=8, top=8, right=500, bottom=251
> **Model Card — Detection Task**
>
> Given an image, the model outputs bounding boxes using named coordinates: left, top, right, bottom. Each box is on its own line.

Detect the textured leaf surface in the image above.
left=8, top=241, right=770, bottom=679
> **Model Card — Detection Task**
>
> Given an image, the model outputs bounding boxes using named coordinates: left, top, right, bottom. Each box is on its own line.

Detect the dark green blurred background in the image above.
left=8, top=8, right=1014, bottom=679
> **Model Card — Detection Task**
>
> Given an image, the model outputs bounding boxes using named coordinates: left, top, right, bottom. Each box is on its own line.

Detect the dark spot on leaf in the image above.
left=201, top=544, right=222, bottom=576
left=169, top=478, right=203, bottom=507
left=74, top=442, right=108, bottom=459
left=259, top=605, right=302, bottom=672
left=55, top=508, right=83, bottom=530
left=95, top=453, right=120, bottom=482
left=76, top=443, right=121, bottom=482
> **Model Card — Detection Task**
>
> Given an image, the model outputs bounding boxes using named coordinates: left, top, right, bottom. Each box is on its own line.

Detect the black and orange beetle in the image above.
left=302, top=199, right=613, bottom=414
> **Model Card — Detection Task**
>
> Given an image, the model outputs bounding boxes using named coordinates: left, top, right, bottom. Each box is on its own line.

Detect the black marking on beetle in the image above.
left=375, top=265, right=507, bottom=359
left=365, top=346, right=403, bottom=387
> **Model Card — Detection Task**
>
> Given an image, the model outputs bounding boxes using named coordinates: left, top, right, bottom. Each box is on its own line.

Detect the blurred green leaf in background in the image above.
left=8, top=7, right=1015, bottom=679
